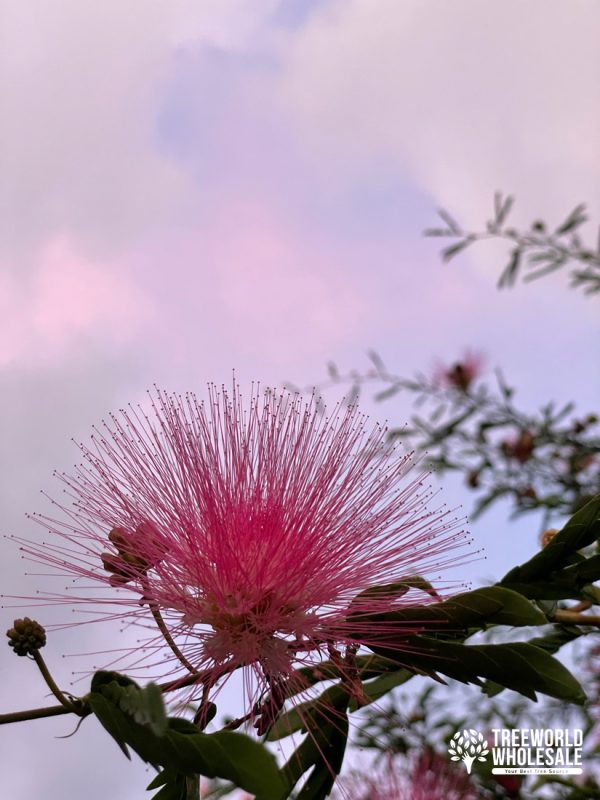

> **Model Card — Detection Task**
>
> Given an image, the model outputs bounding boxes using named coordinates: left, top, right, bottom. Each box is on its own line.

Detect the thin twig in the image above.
left=0, top=704, right=77, bottom=725
left=552, top=610, right=600, bottom=627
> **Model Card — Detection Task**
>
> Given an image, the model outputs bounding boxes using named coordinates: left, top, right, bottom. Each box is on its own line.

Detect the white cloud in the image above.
left=280, top=0, right=600, bottom=223
left=0, top=0, right=278, bottom=253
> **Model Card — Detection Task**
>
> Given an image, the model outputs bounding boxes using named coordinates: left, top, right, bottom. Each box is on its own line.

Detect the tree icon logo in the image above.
left=448, top=729, right=489, bottom=773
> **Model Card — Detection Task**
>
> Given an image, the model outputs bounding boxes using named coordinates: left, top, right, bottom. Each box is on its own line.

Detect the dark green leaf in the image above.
left=89, top=675, right=287, bottom=800
left=442, top=240, right=472, bottom=262
left=482, top=626, right=585, bottom=699
left=147, top=770, right=186, bottom=800
left=209, top=731, right=287, bottom=798
left=436, top=208, right=462, bottom=234
left=374, top=385, right=401, bottom=402
left=147, top=770, right=171, bottom=790
left=87, top=691, right=132, bottom=760
left=282, top=693, right=349, bottom=799
left=150, top=779, right=187, bottom=800
left=365, top=638, right=585, bottom=705
left=495, top=193, right=514, bottom=226
left=91, top=670, right=139, bottom=692
left=268, top=685, right=348, bottom=742
left=555, top=204, right=588, bottom=235
left=423, top=227, right=454, bottom=237
left=501, top=495, right=600, bottom=592
left=349, top=586, right=545, bottom=638
left=498, top=247, right=521, bottom=288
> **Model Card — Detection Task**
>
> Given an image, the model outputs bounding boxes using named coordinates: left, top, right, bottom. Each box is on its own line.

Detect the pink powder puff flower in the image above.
left=17, top=383, right=470, bottom=718
left=434, top=350, right=485, bottom=393
left=336, top=750, right=477, bottom=800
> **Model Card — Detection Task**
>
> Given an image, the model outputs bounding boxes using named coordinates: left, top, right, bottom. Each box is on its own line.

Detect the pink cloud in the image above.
left=121, top=195, right=373, bottom=379
left=0, top=236, right=151, bottom=368
left=209, top=201, right=369, bottom=358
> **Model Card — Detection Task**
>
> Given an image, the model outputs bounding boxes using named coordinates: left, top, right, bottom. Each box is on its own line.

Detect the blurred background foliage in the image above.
left=280, top=196, right=600, bottom=799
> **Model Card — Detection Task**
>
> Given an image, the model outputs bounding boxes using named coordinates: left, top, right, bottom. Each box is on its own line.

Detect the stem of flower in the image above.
left=32, top=650, right=78, bottom=711
left=147, top=601, right=199, bottom=674
left=158, top=658, right=237, bottom=694
left=139, top=582, right=199, bottom=675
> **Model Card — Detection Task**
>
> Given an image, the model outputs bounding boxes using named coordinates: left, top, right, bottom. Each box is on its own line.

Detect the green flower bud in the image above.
left=6, top=617, right=47, bottom=656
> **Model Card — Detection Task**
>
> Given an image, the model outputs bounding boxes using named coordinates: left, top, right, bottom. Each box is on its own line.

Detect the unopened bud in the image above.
left=466, top=470, right=480, bottom=488
left=102, top=522, right=166, bottom=586
left=108, top=526, right=130, bottom=550
left=540, top=529, right=558, bottom=548
left=6, top=617, right=47, bottom=656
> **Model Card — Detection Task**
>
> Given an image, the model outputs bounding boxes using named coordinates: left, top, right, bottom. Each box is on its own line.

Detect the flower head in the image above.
left=434, top=350, right=484, bottom=393
left=19, top=384, right=469, bottom=712
left=501, top=429, right=535, bottom=464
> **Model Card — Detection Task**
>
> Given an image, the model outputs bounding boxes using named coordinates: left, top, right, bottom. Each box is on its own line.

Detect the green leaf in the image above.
left=473, top=587, right=546, bottom=626
left=502, top=495, right=600, bottom=584
left=498, top=247, right=522, bottom=288
left=295, top=718, right=347, bottom=800
left=365, top=638, right=585, bottom=705
left=88, top=691, right=132, bottom=760
left=482, top=626, right=585, bottom=699
left=423, top=227, right=454, bottom=237
left=350, top=576, right=441, bottom=609
left=436, top=207, right=462, bottom=234
left=349, top=586, right=545, bottom=639
left=555, top=203, right=588, bottom=235
left=100, top=681, right=168, bottom=737
left=527, top=625, right=584, bottom=655
left=442, top=240, right=472, bottom=262
left=494, top=192, right=514, bottom=226
left=147, top=771, right=171, bottom=790
left=91, top=669, right=139, bottom=691
left=374, top=385, right=401, bottom=402
left=268, top=685, right=348, bottom=742
left=146, top=770, right=186, bottom=800
left=282, top=693, right=349, bottom=799
left=500, top=495, right=600, bottom=599
left=150, top=779, right=187, bottom=800
left=209, top=731, right=288, bottom=799
left=89, top=674, right=287, bottom=800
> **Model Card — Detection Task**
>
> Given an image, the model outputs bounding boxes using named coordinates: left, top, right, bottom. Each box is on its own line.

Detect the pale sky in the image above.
left=1, top=2, right=599, bottom=797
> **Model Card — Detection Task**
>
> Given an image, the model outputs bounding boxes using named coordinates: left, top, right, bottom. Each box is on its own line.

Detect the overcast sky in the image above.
left=1, top=2, right=599, bottom=797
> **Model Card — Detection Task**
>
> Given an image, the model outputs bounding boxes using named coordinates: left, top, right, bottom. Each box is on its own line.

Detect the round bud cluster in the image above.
left=6, top=617, right=47, bottom=656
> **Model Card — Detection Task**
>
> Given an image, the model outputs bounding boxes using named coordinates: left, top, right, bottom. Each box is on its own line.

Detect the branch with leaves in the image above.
left=295, top=352, right=599, bottom=526
left=425, top=192, right=600, bottom=295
